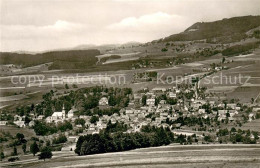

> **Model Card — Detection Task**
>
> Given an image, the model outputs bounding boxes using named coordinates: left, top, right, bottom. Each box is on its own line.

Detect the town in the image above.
left=1, top=79, right=260, bottom=162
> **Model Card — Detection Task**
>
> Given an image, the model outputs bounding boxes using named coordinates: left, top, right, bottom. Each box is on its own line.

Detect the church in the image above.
left=46, top=105, right=74, bottom=123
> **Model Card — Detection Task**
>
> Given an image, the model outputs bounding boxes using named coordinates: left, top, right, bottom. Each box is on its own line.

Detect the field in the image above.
left=0, top=125, right=36, bottom=156
left=238, top=119, right=260, bottom=132
left=199, top=49, right=260, bottom=102
left=2, top=144, right=260, bottom=168
left=1, top=48, right=260, bottom=110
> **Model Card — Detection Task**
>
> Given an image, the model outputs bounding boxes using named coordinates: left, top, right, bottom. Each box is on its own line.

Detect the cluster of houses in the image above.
left=38, top=86, right=255, bottom=135
left=1, top=85, right=259, bottom=140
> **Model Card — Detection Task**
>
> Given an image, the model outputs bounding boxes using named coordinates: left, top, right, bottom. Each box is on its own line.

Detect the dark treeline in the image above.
left=222, top=41, right=260, bottom=56
left=33, top=121, right=72, bottom=136
left=0, top=49, right=100, bottom=68
left=75, top=125, right=174, bottom=156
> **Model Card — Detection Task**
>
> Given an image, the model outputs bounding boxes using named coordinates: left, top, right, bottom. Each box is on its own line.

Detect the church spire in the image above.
left=62, top=104, right=66, bottom=119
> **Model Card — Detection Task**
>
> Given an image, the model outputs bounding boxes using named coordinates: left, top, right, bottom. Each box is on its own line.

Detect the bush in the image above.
left=52, top=134, right=67, bottom=144
left=161, top=48, right=168, bottom=52
left=38, top=146, right=52, bottom=161
left=8, top=157, right=19, bottom=162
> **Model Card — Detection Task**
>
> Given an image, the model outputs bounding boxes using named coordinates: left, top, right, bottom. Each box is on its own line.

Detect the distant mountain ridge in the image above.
left=161, top=15, right=260, bottom=43
left=73, top=42, right=142, bottom=51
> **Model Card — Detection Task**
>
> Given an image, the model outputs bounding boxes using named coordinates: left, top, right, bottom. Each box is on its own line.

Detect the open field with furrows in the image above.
left=199, top=49, right=260, bottom=103
left=238, top=119, right=260, bottom=132
left=2, top=144, right=260, bottom=168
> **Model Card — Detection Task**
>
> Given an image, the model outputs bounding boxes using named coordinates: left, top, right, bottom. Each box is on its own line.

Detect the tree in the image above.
left=0, top=152, right=5, bottom=161
left=90, top=116, right=99, bottom=123
left=72, top=84, right=78, bottom=88
left=46, top=140, right=51, bottom=147
left=142, top=95, right=147, bottom=106
left=38, top=146, right=52, bottom=161
left=251, top=98, right=254, bottom=104
left=75, top=118, right=85, bottom=126
left=25, top=115, right=31, bottom=125
left=65, top=84, right=69, bottom=89
left=52, top=134, right=67, bottom=144
left=22, top=143, right=27, bottom=154
left=12, top=146, right=18, bottom=156
left=222, top=57, right=226, bottom=63
left=16, top=133, right=25, bottom=142
left=231, top=127, right=236, bottom=132
left=161, top=48, right=168, bottom=52
left=30, top=141, right=39, bottom=156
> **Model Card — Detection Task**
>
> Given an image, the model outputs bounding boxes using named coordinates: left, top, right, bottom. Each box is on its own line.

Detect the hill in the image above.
left=0, top=50, right=100, bottom=69
left=162, top=15, right=260, bottom=43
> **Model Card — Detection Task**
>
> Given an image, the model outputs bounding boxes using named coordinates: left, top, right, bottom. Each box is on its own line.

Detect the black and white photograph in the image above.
left=0, top=0, right=260, bottom=167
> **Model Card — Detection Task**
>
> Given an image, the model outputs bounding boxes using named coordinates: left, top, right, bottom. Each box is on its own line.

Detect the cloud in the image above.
left=1, top=20, right=84, bottom=40
left=0, top=20, right=89, bottom=51
left=44, top=20, right=84, bottom=30
left=106, top=12, right=191, bottom=43
left=107, top=12, right=191, bottom=35
left=107, top=12, right=181, bottom=30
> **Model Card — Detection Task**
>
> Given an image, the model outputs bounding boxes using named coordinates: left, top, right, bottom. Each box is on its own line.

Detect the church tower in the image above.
left=62, top=104, right=66, bottom=119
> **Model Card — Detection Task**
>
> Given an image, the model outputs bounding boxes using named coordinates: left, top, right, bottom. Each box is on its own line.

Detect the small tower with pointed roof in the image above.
left=62, top=104, right=66, bottom=119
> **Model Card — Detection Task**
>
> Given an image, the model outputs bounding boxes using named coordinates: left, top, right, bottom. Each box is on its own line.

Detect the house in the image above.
left=67, top=109, right=75, bottom=118
left=89, top=124, right=96, bottom=131
left=209, top=101, right=215, bottom=106
left=218, top=110, right=228, bottom=115
left=0, top=121, right=7, bottom=126
left=249, top=113, right=254, bottom=122
left=203, top=114, right=209, bottom=119
left=111, top=118, right=117, bottom=124
left=76, top=124, right=82, bottom=128
left=227, top=104, right=236, bottom=110
left=160, top=112, right=168, bottom=117
left=68, top=136, right=79, bottom=143
left=152, top=87, right=166, bottom=92
left=14, top=121, right=25, bottom=127
left=126, top=109, right=134, bottom=115
left=253, top=107, right=260, bottom=112
left=228, top=117, right=235, bottom=121
left=168, top=92, right=177, bottom=98
left=146, top=98, right=155, bottom=106
left=174, top=123, right=181, bottom=129
left=198, top=109, right=206, bottom=114
left=99, top=97, right=109, bottom=106
left=175, top=89, right=181, bottom=93
left=159, top=100, right=166, bottom=104
left=218, top=103, right=225, bottom=108
left=37, top=115, right=44, bottom=120
left=29, top=120, right=35, bottom=127
left=14, top=115, right=23, bottom=121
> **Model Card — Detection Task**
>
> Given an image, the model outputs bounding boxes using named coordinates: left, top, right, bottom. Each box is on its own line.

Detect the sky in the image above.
left=0, top=0, right=260, bottom=52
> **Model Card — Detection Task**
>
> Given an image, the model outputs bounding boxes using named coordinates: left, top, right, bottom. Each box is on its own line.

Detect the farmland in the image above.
left=1, top=48, right=260, bottom=109
left=2, top=144, right=260, bottom=168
